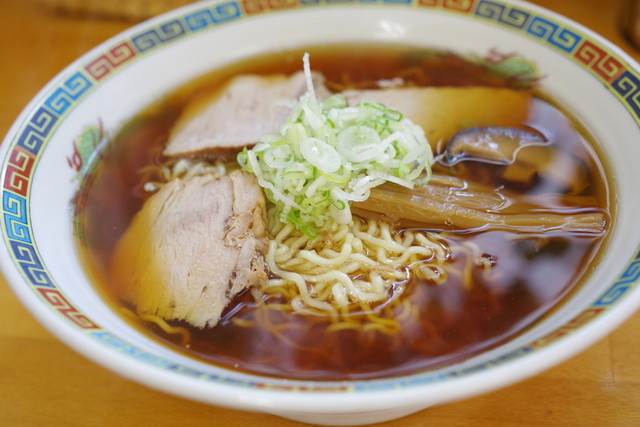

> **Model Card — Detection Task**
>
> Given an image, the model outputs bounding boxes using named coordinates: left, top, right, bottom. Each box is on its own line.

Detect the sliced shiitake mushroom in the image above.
left=441, top=126, right=590, bottom=195
left=442, top=126, right=547, bottom=165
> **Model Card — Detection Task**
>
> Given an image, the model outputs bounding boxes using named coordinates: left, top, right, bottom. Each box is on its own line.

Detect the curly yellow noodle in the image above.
left=142, top=158, right=227, bottom=193
left=122, top=307, right=191, bottom=346
left=256, top=205, right=456, bottom=333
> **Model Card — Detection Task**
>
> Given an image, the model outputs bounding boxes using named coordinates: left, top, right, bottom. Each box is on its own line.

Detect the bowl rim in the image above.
left=1, top=0, right=640, bottom=413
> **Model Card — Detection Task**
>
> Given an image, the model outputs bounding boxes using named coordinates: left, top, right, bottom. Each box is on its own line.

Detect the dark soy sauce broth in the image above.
left=76, top=45, right=610, bottom=380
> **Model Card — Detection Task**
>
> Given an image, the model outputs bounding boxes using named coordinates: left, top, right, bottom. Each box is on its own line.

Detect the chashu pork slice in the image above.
left=110, top=170, right=268, bottom=328
left=343, top=86, right=533, bottom=150
left=164, top=71, right=331, bottom=160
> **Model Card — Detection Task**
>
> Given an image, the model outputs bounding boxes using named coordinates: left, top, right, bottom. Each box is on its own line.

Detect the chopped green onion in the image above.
left=238, top=53, right=434, bottom=237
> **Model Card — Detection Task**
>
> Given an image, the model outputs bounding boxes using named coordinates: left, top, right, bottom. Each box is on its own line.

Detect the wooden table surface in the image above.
left=1, top=0, right=639, bottom=425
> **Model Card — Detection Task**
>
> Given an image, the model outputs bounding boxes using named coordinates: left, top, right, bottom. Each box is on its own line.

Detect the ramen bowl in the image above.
left=2, top=0, right=640, bottom=425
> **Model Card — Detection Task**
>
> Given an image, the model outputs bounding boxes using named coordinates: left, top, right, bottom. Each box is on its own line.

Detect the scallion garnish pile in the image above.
left=238, top=53, right=434, bottom=237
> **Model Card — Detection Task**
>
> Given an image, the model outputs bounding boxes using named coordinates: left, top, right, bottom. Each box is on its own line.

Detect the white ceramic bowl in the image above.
left=2, top=0, right=640, bottom=425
